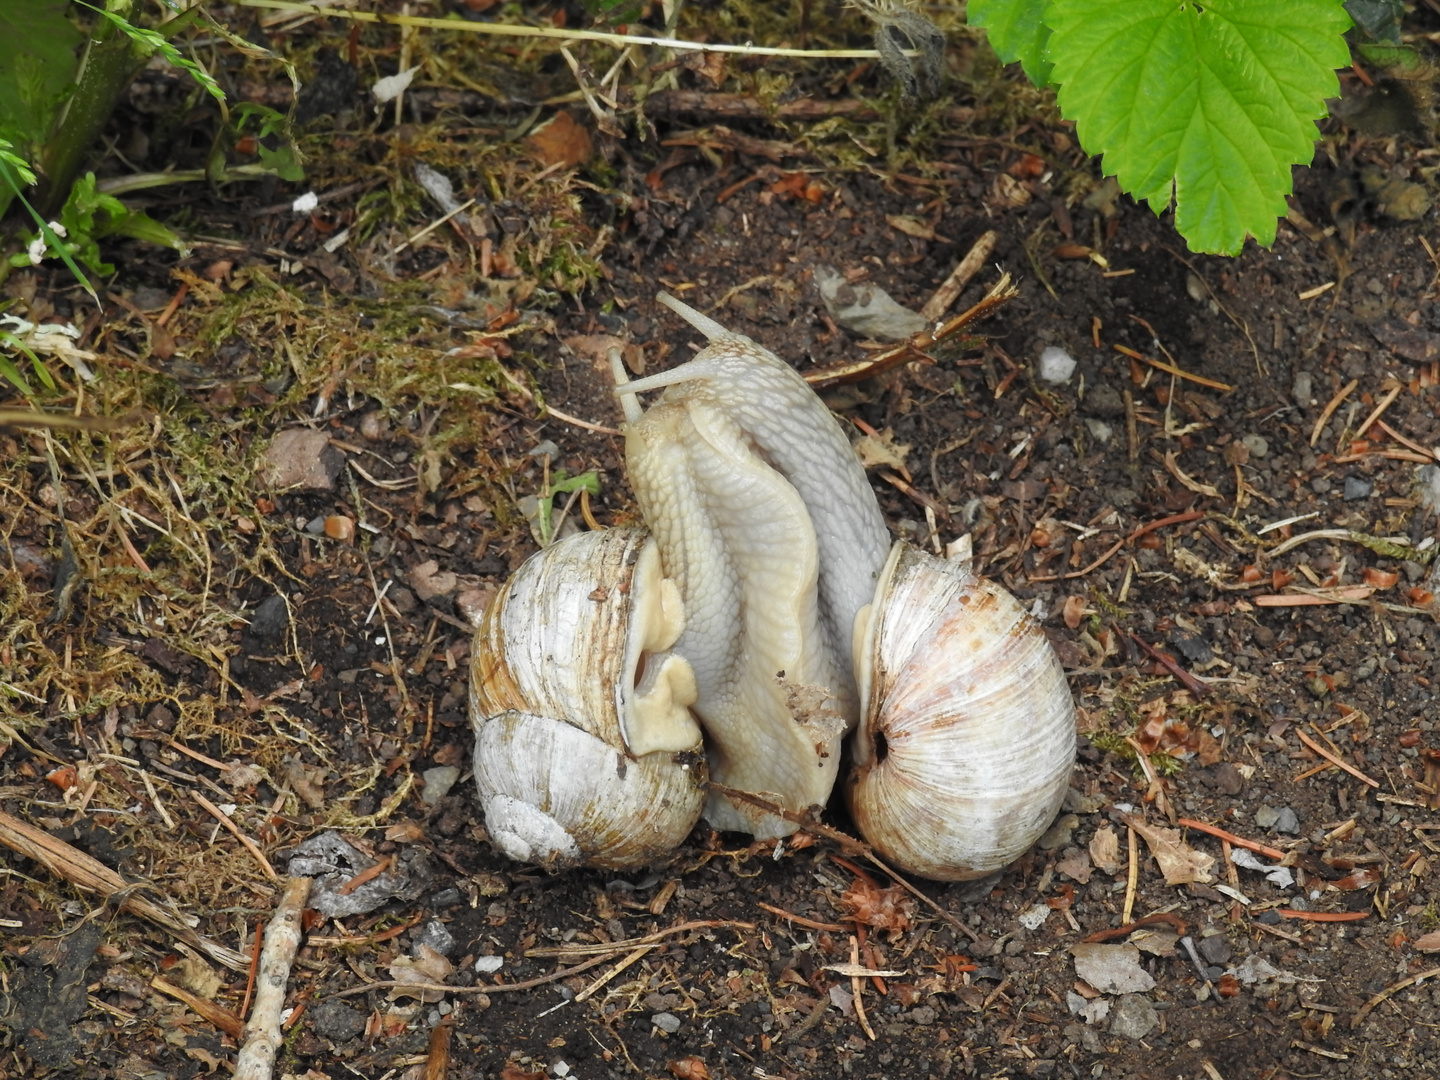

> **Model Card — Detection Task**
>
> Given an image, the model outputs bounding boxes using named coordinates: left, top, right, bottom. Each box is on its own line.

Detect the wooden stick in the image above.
left=1294, top=729, right=1379, bottom=788
left=849, top=936, right=876, bottom=1041
left=1310, top=378, right=1357, bottom=447
left=425, top=1020, right=453, bottom=1080
left=0, top=808, right=249, bottom=972
left=1354, top=383, right=1401, bottom=439
left=920, top=230, right=998, bottom=321
left=1177, top=818, right=1286, bottom=861
left=234, top=876, right=312, bottom=1080
left=152, top=976, right=245, bottom=1038
left=193, top=791, right=279, bottom=881
left=1352, top=964, right=1440, bottom=1027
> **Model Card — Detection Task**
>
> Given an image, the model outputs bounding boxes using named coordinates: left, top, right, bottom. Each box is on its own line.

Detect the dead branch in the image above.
left=233, top=876, right=312, bottom=1080
left=0, top=808, right=250, bottom=972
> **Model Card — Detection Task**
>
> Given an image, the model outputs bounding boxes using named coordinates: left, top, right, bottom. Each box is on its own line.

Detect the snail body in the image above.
left=470, top=527, right=706, bottom=869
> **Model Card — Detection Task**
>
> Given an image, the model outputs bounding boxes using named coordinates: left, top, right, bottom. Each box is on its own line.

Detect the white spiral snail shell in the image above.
left=469, top=526, right=706, bottom=870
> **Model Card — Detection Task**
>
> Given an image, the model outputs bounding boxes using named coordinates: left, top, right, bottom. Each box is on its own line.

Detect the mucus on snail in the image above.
left=470, top=292, right=1075, bottom=880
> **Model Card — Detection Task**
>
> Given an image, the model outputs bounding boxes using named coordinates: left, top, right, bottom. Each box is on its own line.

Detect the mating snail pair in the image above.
left=469, top=294, right=1076, bottom=881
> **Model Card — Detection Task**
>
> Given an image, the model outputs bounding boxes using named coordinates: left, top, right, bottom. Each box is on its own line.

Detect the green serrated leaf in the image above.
left=1048, top=0, right=1352, bottom=255
left=968, top=0, right=1054, bottom=86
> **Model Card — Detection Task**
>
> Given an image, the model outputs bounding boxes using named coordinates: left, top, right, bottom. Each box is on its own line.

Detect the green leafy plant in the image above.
left=969, top=0, right=1356, bottom=254
left=537, top=469, right=602, bottom=547
left=11, top=171, right=188, bottom=275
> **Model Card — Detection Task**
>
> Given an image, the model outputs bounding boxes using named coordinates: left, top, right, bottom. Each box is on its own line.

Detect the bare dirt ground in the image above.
left=5, top=4, right=1440, bottom=1079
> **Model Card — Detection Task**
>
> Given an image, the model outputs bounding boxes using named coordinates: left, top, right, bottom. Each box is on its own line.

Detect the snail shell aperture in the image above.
left=469, top=527, right=707, bottom=869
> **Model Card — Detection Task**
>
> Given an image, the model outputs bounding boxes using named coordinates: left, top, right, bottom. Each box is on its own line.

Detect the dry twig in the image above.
left=0, top=809, right=249, bottom=972
left=234, top=876, right=313, bottom=1080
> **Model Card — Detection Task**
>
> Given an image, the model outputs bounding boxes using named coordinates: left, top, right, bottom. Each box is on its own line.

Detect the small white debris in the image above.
left=1019, top=903, right=1050, bottom=930
left=1230, top=847, right=1295, bottom=888
left=474, top=955, right=504, bottom=974
left=291, top=191, right=319, bottom=213
left=372, top=66, right=418, bottom=104
left=1038, top=345, right=1077, bottom=384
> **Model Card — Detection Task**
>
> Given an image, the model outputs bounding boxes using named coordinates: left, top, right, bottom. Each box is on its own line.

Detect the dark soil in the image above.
left=4, top=5, right=1440, bottom=1080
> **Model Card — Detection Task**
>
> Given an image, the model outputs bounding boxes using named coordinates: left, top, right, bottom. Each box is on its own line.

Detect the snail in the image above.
left=470, top=291, right=1075, bottom=880
left=469, top=526, right=707, bottom=870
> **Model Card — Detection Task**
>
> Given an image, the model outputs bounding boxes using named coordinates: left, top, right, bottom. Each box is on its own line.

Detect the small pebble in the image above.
left=1108, top=994, right=1158, bottom=1041
left=414, top=919, right=456, bottom=957
left=1274, top=807, right=1301, bottom=835
left=1291, top=370, right=1313, bottom=407
left=421, top=765, right=461, bottom=805
left=1085, top=418, right=1113, bottom=444
left=1343, top=476, right=1373, bottom=500
left=474, top=955, right=504, bottom=974
left=1255, top=805, right=1280, bottom=829
left=1356, top=658, right=1377, bottom=680
left=652, top=1012, right=682, bottom=1034
left=1038, top=345, right=1077, bottom=384
left=1197, top=936, right=1232, bottom=965
left=1241, top=433, right=1270, bottom=459
left=1310, top=476, right=1332, bottom=495
left=1255, top=910, right=1282, bottom=925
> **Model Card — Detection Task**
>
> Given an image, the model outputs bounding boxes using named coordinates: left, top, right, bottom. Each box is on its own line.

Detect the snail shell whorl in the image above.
left=470, top=527, right=706, bottom=869
left=847, top=542, right=1076, bottom=881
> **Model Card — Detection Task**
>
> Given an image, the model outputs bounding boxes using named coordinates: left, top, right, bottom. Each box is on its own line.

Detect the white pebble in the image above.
left=1038, top=345, right=1077, bottom=384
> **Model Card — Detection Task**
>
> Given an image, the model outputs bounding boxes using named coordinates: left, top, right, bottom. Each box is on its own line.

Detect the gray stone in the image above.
left=651, top=1012, right=682, bottom=1034
left=1085, top=417, right=1113, bottom=444
left=414, top=919, right=456, bottom=957
left=1343, top=476, right=1373, bottom=501
left=1241, top=433, right=1270, bottom=458
left=1038, top=813, right=1079, bottom=850
left=1087, top=383, right=1125, bottom=417
left=1072, top=944, right=1155, bottom=994
left=421, top=765, right=461, bottom=805
left=262, top=428, right=345, bottom=491
left=1292, top=370, right=1314, bottom=407
left=1197, top=935, right=1232, bottom=965
left=1356, top=658, right=1378, bottom=680
left=1311, top=476, right=1333, bottom=495
left=1108, top=994, right=1158, bottom=1041
left=1254, top=805, right=1281, bottom=829
left=310, top=999, right=367, bottom=1041
left=1273, top=807, right=1301, bottom=835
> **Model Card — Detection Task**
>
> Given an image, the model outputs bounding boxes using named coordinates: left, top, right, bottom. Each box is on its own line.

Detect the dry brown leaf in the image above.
left=388, top=945, right=455, bottom=1002
left=1056, top=848, right=1093, bottom=884
left=886, top=214, right=935, bottom=240
left=1414, top=931, right=1440, bottom=953
left=523, top=111, right=593, bottom=168
left=852, top=430, right=911, bottom=474
left=1089, top=825, right=1122, bottom=875
left=1122, top=813, right=1215, bottom=885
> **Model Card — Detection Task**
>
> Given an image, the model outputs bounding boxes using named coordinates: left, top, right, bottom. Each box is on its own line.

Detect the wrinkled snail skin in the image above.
left=469, top=527, right=707, bottom=869
left=618, top=385, right=848, bottom=837
left=845, top=542, right=1077, bottom=881
left=621, top=293, right=893, bottom=699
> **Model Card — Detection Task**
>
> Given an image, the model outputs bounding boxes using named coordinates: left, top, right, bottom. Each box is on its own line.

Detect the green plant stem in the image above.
left=35, top=3, right=203, bottom=217
left=95, top=163, right=278, bottom=197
